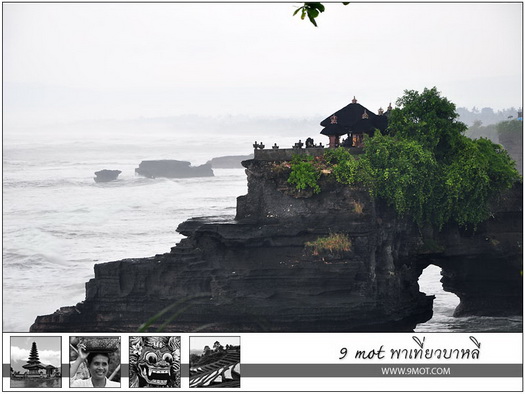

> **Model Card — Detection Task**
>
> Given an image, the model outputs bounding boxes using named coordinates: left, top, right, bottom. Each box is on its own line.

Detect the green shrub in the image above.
left=287, top=154, right=321, bottom=194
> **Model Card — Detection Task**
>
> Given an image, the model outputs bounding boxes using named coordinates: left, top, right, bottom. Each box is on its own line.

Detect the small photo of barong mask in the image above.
left=129, top=336, right=181, bottom=388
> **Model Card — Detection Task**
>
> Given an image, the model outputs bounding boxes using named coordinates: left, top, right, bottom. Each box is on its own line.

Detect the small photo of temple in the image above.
left=10, top=336, right=61, bottom=388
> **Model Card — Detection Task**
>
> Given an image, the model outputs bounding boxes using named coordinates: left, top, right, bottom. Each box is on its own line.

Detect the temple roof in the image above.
left=22, top=362, right=47, bottom=370
left=320, top=98, right=388, bottom=136
left=319, top=123, right=349, bottom=137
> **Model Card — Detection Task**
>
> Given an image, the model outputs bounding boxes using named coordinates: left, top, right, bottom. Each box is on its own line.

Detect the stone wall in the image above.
left=253, top=147, right=362, bottom=161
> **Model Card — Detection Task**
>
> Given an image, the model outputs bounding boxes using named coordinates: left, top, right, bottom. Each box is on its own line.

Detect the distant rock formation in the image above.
left=94, top=169, right=121, bottom=183
left=206, top=155, right=254, bottom=168
left=135, top=160, right=213, bottom=178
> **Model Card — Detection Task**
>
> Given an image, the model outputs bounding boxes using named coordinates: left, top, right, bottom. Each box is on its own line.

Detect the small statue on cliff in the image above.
left=305, top=137, right=314, bottom=148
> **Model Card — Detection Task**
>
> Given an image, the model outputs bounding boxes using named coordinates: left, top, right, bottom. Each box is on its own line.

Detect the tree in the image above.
left=386, top=87, right=467, bottom=163
left=370, top=89, right=519, bottom=227
left=289, top=87, right=521, bottom=229
left=203, top=345, right=211, bottom=356
left=293, top=2, right=348, bottom=26
left=497, top=119, right=523, bottom=141
left=213, top=341, right=224, bottom=352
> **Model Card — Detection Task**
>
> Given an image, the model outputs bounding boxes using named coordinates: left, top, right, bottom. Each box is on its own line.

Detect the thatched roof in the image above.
left=320, top=98, right=388, bottom=136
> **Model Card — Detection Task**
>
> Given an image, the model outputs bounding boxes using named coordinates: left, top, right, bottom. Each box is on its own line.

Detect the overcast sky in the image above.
left=190, top=336, right=240, bottom=355
left=3, top=2, right=523, bottom=128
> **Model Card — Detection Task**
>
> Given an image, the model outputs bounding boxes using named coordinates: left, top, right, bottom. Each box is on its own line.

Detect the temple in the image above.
left=252, top=97, right=392, bottom=162
left=21, top=342, right=56, bottom=378
left=320, top=97, right=390, bottom=148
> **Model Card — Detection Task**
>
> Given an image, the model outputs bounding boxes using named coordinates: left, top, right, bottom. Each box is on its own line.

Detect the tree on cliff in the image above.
left=292, top=87, right=521, bottom=229
left=379, top=88, right=520, bottom=227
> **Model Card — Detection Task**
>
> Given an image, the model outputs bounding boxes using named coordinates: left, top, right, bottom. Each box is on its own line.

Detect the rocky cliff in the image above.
left=94, top=169, right=121, bottom=183
left=30, top=157, right=522, bottom=332
left=135, top=160, right=213, bottom=178
left=434, top=186, right=523, bottom=317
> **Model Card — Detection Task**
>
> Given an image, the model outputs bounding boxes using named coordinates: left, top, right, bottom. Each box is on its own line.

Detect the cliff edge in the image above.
left=30, top=156, right=522, bottom=332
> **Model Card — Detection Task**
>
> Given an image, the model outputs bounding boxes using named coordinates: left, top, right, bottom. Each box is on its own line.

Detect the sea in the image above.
left=3, top=122, right=522, bottom=333
left=10, top=378, right=61, bottom=389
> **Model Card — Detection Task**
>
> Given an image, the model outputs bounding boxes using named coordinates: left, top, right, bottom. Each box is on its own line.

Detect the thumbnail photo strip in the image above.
left=189, top=336, right=240, bottom=388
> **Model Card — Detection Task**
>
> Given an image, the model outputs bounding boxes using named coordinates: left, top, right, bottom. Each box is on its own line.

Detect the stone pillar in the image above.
left=328, top=135, right=339, bottom=148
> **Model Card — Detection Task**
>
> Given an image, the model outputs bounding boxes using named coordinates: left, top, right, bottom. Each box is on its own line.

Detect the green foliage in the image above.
left=324, top=146, right=371, bottom=186
left=287, top=154, right=321, bottom=194
left=138, top=294, right=212, bottom=332
left=497, top=119, right=523, bottom=149
left=496, top=119, right=523, bottom=136
left=367, top=87, right=521, bottom=228
left=465, top=120, right=498, bottom=141
left=363, top=135, right=439, bottom=225
left=305, top=233, right=352, bottom=255
left=293, top=2, right=348, bottom=26
left=286, top=88, right=520, bottom=228
left=443, top=137, right=520, bottom=226
left=387, top=87, right=467, bottom=163
left=293, top=2, right=325, bottom=26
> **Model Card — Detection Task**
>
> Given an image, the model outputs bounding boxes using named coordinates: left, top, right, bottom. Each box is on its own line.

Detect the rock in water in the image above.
left=135, top=160, right=214, bottom=178
left=30, top=158, right=522, bottom=333
left=94, top=169, right=121, bottom=183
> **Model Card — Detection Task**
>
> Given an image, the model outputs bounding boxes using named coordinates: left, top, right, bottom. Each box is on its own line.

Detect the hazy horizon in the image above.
left=4, top=2, right=522, bottom=131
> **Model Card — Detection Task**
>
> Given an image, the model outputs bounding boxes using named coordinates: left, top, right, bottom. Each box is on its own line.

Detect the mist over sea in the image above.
left=3, top=121, right=521, bottom=333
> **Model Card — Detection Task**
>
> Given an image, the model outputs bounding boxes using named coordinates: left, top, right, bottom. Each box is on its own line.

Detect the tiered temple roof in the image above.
left=320, top=97, right=389, bottom=139
left=22, top=342, right=47, bottom=371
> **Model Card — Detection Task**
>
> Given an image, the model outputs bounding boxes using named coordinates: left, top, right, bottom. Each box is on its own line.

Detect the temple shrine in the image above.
left=252, top=96, right=392, bottom=161
left=21, top=342, right=53, bottom=378
left=320, top=97, right=390, bottom=148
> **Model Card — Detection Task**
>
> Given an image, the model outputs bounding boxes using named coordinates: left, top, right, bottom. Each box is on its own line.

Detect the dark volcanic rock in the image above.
left=431, top=185, right=523, bottom=317
left=135, top=160, right=213, bottom=178
left=30, top=158, right=522, bottom=333
left=94, top=169, right=121, bottom=183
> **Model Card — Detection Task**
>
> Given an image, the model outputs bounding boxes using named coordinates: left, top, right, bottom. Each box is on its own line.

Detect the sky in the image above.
left=10, top=336, right=62, bottom=372
left=190, top=336, right=240, bottom=355
left=3, top=2, right=523, bottom=129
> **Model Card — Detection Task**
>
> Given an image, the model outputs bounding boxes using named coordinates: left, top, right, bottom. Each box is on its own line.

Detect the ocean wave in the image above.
left=3, top=178, right=89, bottom=189
left=4, top=252, right=68, bottom=268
